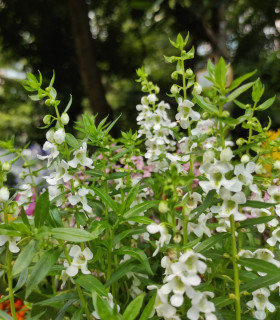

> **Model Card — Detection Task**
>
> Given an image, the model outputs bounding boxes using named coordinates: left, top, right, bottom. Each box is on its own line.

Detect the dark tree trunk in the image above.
left=68, top=0, right=113, bottom=122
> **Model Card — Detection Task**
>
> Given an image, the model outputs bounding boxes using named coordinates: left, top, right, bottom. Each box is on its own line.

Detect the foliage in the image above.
left=0, top=32, right=280, bottom=320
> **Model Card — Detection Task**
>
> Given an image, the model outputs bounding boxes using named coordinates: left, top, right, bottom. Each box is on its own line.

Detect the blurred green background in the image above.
left=0, top=0, right=279, bottom=144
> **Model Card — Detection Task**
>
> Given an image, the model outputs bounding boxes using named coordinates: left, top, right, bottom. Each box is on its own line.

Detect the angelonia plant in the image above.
left=0, top=32, right=280, bottom=320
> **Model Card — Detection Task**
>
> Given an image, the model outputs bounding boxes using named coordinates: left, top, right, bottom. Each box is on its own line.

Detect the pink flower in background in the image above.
left=16, top=185, right=36, bottom=216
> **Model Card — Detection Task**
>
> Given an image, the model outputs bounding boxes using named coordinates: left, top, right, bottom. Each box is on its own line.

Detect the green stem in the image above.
left=230, top=214, right=241, bottom=320
left=219, top=105, right=225, bottom=149
left=6, top=249, right=17, bottom=320
left=247, top=101, right=257, bottom=153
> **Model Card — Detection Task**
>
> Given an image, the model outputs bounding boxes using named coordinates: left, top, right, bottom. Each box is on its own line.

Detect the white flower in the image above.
left=267, top=227, right=280, bottom=248
left=68, top=142, right=93, bottom=168
left=46, top=129, right=55, bottom=143
left=250, top=208, right=278, bottom=233
left=247, top=288, right=275, bottom=320
left=16, top=184, right=33, bottom=208
left=37, top=141, right=59, bottom=165
left=228, top=162, right=255, bottom=192
left=53, top=128, right=66, bottom=145
left=175, top=98, right=200, bottom=129
left=187, top=291, right=217, bottom=320
left=188, top=212, right=212, bottom=237
left=65, top=245, right=93, bottom=277
left=254, top=248, right=280, bottom=274
left=241, top=154, right=250, bottom=163
left=0, top=187, right=9, bottom=202
left=68, top=187, right=95, bottom=214
left=166, top=153, right=189, bottom=173
left=199, top=160, right=233, bottom=193
left=147, top=223, right=171, bottom=256
left=48, top=184, right=64, bottom=206
left=43, top=159, right=72, bottom=185
left=210, top=188, right=247, bottom=221
left=0, top=235, right=21, bottom=253
left=192, top=82, right=202, bottom=95
left=191, top=119, right=214, bottom=137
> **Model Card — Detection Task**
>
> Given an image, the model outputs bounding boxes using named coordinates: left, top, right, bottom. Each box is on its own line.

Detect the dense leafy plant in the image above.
left=0, top=33, right=280, bottom=320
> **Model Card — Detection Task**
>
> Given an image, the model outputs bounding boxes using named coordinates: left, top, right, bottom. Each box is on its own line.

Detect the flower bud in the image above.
left=236, top=138, right=246, bottom=146
left=241, top=154, right=250, bottom=163
left=7, top=201, right=19, bottom=218
left=0, top=187, right=9, bottom=202
left=43, top=114, right=52, bottom=125
left=206, top=128, right=214, bottom=135
left=61, top=113, right=70, bottom=125
left=147, top=94, right=156, bottom=104
left=154, top=86, right=160, bottom=94
left=2, top=162, right=11, bottom=172
left=220, top=148, right=233, bottom=162
left=185, top=68, right=193, bottom=78
left=192, top=82, right=202, bottom=95
left=45, top=99, right=52, bottom=107
left=19, top=172, right=25, bottom=180
left=222, top=111, right=230, bottom=117
left=158, top=201, right=169, bottom=214
left=53, top=128, right=66, bottom=145
left=202, top=112, right=210, bottom=119
left=170, top=84, right=179, bottom=94
left=171, top=72, right=178, bottom=80
left=173, top=233, right=182, bottom=243
left=46, top=129, right=55, bottom=143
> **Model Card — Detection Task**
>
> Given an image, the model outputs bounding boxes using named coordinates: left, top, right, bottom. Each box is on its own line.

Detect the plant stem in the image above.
left=3, top=203, right=17, bottom=320
left=219, top=105, right=225, bottom=149
left=230, top=214, right=241, bottom=320
left=6, top=249, right=17, bottom=320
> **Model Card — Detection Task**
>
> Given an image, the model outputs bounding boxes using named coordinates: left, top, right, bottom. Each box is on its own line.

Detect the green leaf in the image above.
left=76, top=274, right=107, bottom=297
left=139, top=293, right=156, bottom=320
left=92, top=292, right=120, bottom=320
left=122, top=293, right=145, bottom=320
left=215, top=57, right=227, bottom=92
left=13, top=268, right=28, bottom=292
left=123, top=200, right=159, bottom=219
left=20, top=206, right=31, bottom=230
left=106, top=172, right=130, bottom=180
left=71, top=308, right=83, bottom=320
left=228, top=70, right=257, bottom=91
left=13, top=239, right=38, bottom=275
left=233, top=99, right=250, bottom=109
left=124, top=183, right=141, bottom=211
left=0, top=310, right=13, bottom=320
left=252, top=78, right=264, bottom=103
left=34, top=190, right=50, bottom=228
left=163, top=55, right=178, bottom=63
left=182, top=46, right=194, bottom=59
left=238, top=216, right=276, bottom=229
left=193, top=94, right=219, bottom=115
left=0, top=227, right=21, bottom=237
left=241, top=272, right=280, bottom=293
left=28, top=94, right=40, bottom=101
left=256, top=95, right=276, bottom=111
left=51, top=227, right=97, bottom=242
left=65, top=133, right=81, bottom=149
left=25, top=249, right=61, bottom=298
left=91, top=186, right=120, bottom=214
left=114, top=246, right=153, bottom=275
left=227, top=82, right=255, bottom=102
left=213, top=296, right=235, bottom=309
left=63, top=94, right=72, bottom=113
left=105, top=260, right=137, bottom=287
left=194, top=233, right=231, bottom=253
left=127, top=216, right=155, bottom=224
left=238, top=258, right=279, bottom=274
left=113, top=226, right=147, bottom=246
left=36, top=292, right=78, bottom=306
left=244, top=200, right=275, bottom=209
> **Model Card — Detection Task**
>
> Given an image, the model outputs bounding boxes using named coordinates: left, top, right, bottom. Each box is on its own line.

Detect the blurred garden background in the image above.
left=0, top=0, right=279, bottom=144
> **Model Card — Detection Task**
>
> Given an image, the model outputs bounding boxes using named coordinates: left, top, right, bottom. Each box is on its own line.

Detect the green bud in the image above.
left=43, top=114, right=52, bottom=125
left=45, top=86, right=51, bottom=92
left=170, top=84, right=179, bottom=94
left=202, top=112, right=210, bottom=119
left=158, top=201, right=169, bottom=214
left=45, top=99, right=52, bottom=107
left=2, top=161, right=11, bottom=172
left=236, top=138, right=246, bottom=146
left=222, top=111, right=230, bottom=117
left=185, top=68, right=193, bottom=78
left=61, top=113, right=70, bottom=125
left=171, top=72, right=178, bottom=80
left=154, top=86, right=160, bottom=94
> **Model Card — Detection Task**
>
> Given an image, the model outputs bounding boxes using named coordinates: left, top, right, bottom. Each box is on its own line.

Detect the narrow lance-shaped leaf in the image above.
left=194, top=233, right=231, bottom=253
left=13, top=239, right=37, bottom=276
left=256, top=96, right=276, bottom=111
left=76, top=274, right=107, bottom=297
left=91, top=186, right=120, bottom=214
left=193, top=94, right=219, bottom=115
left=122, top=293, right=145, bottom=320
left=227, top=82, right=255, bottom=102
left=25, top=249, right=61, bottom=298
left=139, top=293, right=157, bottom=320
left=34, top=190, right=50, bottom=228
left=51, top=227, right=97, bottom=242
left=123, top=200, right=159, bottom=219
